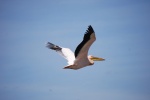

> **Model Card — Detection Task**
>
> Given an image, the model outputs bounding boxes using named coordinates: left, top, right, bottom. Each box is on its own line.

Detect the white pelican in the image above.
left=46, top=25, right=105, bottom=70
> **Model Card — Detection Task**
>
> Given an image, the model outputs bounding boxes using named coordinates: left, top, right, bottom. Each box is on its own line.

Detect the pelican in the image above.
left=46, top=25, right=105, bottom=70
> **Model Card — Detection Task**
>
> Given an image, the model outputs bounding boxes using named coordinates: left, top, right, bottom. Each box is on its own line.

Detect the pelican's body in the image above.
left=46, top=25, right=105, bottom=70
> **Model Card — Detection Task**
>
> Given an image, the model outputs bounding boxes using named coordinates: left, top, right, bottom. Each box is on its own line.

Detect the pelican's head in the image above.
left=88, top=55, right=105, bottom=62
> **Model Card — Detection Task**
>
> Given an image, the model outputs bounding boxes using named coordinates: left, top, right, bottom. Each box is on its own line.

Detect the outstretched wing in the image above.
left=46, top=42, right=75, bottom=65
left=75, top=25, right=96, bottom=59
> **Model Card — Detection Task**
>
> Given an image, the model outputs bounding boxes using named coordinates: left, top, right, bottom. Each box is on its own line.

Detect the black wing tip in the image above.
left=46, top=42, right=62, bottom=50
left=88, top=25, right=92, bottom=27
left=87, top=25, right=94, bottom=33
left=85, top=25, right=94, bottom=35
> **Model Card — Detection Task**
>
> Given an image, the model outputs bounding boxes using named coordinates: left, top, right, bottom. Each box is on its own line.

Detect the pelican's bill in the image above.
left=90, top=56, right=105, bottom=61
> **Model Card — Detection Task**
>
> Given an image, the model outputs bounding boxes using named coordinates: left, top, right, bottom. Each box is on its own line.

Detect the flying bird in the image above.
left=46, top=25, right=105, bottom=70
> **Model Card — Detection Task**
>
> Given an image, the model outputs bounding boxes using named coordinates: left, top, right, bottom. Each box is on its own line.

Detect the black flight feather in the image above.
left=75, top=25, right=95, bottom=57
left=46, top=42, right=62, bottom=51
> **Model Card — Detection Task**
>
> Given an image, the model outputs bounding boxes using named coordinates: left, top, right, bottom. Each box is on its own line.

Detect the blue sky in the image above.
left=0, top=0, right=150, bottom=100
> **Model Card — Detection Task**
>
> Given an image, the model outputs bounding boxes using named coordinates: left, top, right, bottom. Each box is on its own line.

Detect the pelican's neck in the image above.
left=88, top=55, right=94, bottom=65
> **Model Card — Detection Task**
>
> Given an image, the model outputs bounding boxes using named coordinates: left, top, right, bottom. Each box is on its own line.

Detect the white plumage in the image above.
left=58, top=48, right=75, bottom=65
left=46, top=25, right=105, bottom=70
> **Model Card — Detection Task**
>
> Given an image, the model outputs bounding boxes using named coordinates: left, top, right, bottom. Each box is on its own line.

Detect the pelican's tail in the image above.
left=46, top=42, right=62, bottom=51
left=63, top=65, right=78, bottom=70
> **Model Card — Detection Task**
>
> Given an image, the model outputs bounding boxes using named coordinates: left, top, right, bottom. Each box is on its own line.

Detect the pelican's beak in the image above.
left=90, top=56, right=105, bottom=61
